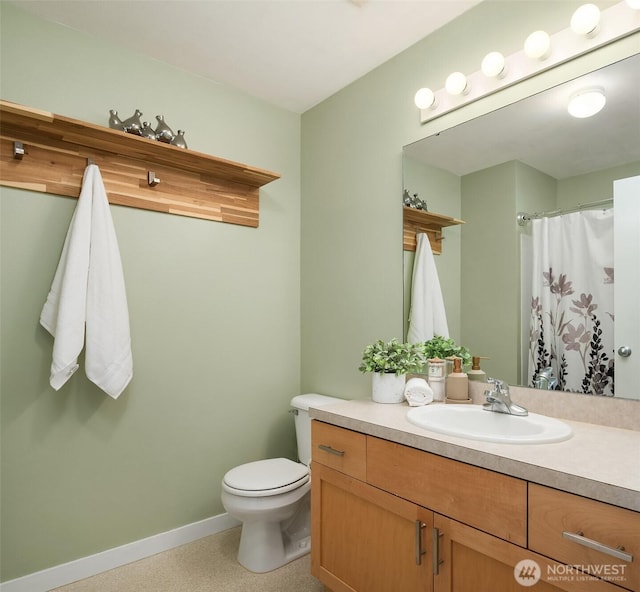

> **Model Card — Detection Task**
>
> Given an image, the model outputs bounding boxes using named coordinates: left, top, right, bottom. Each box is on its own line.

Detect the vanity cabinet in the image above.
left=311, top=420, right=631, bottom=592
left=311, top=421, right=432, bottom=592
left=529, top=484, right=639, bottom=591
left=433, top=515, right=620, bottom=592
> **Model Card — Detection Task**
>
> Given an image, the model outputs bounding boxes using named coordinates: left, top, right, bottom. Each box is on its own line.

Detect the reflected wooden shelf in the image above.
left=0, top=100, right=281, bottom=227
left=403, top=206, right=464, bottom=254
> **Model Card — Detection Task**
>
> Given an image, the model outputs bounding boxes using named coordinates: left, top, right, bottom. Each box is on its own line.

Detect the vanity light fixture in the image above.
left=570, top=3, right=601, bottom=37
left=414, top=87, right=437, bottom=110
left=445, top=72, right=469, bottom=96
left=568, top=87, right=606, bottom=118
left=414, top=1, right=638, bottom=124
left=481, top=52, right=507, bottom=79
left=524, top=30, right=552, bottom=60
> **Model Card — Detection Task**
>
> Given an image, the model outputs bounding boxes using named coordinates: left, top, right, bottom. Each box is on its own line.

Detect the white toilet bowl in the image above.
left=221, top=394, right=343, bottom=573
left=221, top=457, right=311, bottom=573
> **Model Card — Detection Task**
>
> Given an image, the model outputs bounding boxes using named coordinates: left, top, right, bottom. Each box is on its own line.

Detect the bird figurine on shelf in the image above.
left=154, top=115, right=175, bottom=143
left=170, top=130, right=188, bottom=149
left=122, top=109, right=143, bottom=135
left=108, top=109, right=125, bottom=131
left=140, top=122, right=157, bottom=141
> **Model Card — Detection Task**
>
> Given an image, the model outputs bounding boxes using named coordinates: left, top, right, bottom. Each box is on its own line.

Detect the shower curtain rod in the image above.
left=516, top=197, right=613, bottom=226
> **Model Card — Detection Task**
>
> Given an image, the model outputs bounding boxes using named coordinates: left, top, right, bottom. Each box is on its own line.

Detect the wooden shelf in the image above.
left=403, top=206, right=464, bottom=254
left=0, top=100, right=280, bottom=227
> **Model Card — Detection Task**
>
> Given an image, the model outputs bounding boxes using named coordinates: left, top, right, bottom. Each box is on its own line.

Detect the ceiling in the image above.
left=404, top=52, right=640, bottom=180
left=11, top=0, right=482, bottom=113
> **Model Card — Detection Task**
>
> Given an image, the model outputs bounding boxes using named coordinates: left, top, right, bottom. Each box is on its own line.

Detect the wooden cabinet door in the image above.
left=311, top=461, right=433, bottom=592
left=433, top=515, right=623, bottom=592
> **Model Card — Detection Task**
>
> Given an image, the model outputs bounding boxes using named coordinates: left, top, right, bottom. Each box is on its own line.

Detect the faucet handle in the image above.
left=487, top=378, right=509, bottom=394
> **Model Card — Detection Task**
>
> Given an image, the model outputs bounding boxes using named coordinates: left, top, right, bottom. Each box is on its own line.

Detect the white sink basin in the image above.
left=406, top=405, right=572, bottom=444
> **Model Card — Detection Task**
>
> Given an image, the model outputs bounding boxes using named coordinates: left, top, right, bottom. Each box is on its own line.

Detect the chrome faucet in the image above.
left=483, top=378, right=528, bottom=416
left=533, top=366, right=558, bottom=390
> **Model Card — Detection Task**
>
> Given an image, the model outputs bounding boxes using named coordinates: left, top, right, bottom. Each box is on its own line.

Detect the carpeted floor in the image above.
left=51, top=527, right=327, bottom=591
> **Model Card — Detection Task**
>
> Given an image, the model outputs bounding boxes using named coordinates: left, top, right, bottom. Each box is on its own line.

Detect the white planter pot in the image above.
left=372, top=372, right=406, bottom=404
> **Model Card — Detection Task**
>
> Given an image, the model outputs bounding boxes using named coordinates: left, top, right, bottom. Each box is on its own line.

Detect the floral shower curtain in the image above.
left=528, top=209, right=614, bottom=396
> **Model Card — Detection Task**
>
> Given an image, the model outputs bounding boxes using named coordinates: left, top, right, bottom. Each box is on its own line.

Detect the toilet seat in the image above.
left=223, top=458, right=309, bottom=497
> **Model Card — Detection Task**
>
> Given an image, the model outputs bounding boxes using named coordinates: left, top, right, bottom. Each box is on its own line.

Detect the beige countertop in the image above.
left=310, top=399, right=640, bottom=513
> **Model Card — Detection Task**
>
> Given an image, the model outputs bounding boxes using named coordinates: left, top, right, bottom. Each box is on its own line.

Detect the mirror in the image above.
left=403, top=53, right=640, bottom=400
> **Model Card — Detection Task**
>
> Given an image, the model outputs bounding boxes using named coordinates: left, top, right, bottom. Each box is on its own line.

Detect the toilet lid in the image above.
left=223, top=458, right=309, bottom=497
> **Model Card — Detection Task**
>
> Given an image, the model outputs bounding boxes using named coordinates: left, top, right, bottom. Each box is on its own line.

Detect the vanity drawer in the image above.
left=366, top=436, right=527, bottom=546
left=529, top=484, right=639, bottom=591
left=311, top=421, right=366, bottom=481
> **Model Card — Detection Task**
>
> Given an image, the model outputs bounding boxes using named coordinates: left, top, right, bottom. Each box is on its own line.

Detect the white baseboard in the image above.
left=0, top=513, right=241, bottom=592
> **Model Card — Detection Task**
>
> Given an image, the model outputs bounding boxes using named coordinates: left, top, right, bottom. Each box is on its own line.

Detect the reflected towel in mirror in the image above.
left=407, top=232, right=449, bottom=343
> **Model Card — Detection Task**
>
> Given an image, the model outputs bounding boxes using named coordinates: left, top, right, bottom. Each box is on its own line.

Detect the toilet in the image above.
left=221, top=393, right=342, bottom=573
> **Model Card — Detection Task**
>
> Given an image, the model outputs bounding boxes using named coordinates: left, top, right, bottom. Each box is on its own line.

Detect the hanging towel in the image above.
left=40, top=164, right=132, bottom=399
left=407, top=232, right=449, bottom=343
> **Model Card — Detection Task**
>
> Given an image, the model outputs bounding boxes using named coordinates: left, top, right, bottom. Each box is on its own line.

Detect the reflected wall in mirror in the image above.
left=403, top=53, right=640, bottom=400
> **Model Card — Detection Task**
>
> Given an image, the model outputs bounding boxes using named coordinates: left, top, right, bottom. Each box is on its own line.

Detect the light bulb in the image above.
left=570, top=4, right=601, bottom=37
left=414, top=88, right=437, bottom=110
left=481, top=52, right=507, bottom=79
left=445, top=72, right=469, bottom=96
left=568, top=88, right=606, bottom=118
left=524, top=30, right=551, bottom=59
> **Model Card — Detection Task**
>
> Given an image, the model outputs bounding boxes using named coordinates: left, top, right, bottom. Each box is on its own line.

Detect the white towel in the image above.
left=404, top=377, right=434, bottom=406
left=407, top=232, right=449, bottom=343
left=40, top=165, right=132, bottom=399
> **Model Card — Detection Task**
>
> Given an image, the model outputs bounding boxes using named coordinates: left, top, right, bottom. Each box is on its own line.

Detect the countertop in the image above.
left=310, top=399, right=640, bottom=512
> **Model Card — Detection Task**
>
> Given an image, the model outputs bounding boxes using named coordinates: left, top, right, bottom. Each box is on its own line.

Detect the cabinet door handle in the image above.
left=562, top=531, right=633, bottom=562
left=415, top=521, right=426, bottom=565
left=432, top=528, right=444, bottom=575
left=317, top=444, right=345, bottom=456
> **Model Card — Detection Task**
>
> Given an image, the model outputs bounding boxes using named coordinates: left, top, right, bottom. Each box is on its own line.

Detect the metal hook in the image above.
left=147, top=171, right=160, bottom=187
left=13, top=141, right=24, bottom=160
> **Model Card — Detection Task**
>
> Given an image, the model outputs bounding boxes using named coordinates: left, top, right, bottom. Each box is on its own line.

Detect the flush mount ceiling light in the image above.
left=571, top=3, right=601, bottom=37
left=445, top=72, right=469, bottom=96
left=568, top=87, right=606, bottom=118
left=524, top=30, right=552, bottom=60
left=481, top=52, right=507, bottom=79
left=414, top=88, right=437, bottom=110
left=626, top=0, right=640, bottom=8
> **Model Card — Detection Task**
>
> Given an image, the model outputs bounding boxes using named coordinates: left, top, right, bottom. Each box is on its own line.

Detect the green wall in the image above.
left=1, top=3, right=301, bottom=581
left=1, top=0, right=633, bottom=584
left=300, top=0, right=605, bottom=399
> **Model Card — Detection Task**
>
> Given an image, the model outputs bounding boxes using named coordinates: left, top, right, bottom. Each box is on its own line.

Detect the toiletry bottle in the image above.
left=467, top=356, right=488, bottom=382
left=445, top=357, right=468, bottom=401
left=427, top=358, right=446, bottom=402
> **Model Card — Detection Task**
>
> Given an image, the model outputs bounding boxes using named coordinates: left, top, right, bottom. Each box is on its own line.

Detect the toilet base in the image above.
left=238, top=521, right=310, bottom=573
left=237, top=494, right=311, bottom=573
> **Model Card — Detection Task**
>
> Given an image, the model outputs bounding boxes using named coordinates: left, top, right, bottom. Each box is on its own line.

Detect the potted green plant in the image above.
left=359, top=338, right=426, bottom=403
left=422, top=335, right=471, bottom=367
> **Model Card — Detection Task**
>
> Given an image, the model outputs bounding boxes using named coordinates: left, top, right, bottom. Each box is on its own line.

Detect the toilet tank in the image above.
left=290, top=394, right=343, bottom=466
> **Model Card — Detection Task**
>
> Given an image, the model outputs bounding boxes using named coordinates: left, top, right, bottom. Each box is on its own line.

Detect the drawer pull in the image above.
left=415, top=521, right=426, bottom=565
left=562, top=531, right=633, bottom=562
left=432, top=528, right=444, bottom=575
left=318, top=444, right=345, bottom=457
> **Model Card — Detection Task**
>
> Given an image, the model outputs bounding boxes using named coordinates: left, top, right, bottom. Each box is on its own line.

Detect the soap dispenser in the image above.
left=467, top=356, right=488, bottom=382
left=445, top=357, right=469, bottom=402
